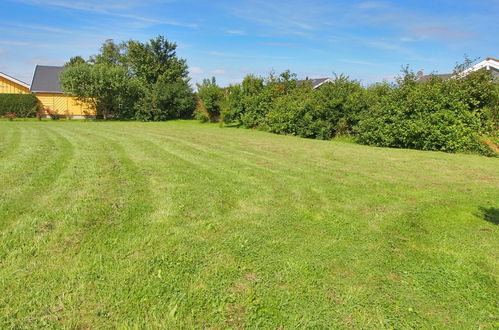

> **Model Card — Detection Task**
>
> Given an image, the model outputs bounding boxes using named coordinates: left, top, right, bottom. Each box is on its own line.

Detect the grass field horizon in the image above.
left=0, top=120, right=498, bottom=328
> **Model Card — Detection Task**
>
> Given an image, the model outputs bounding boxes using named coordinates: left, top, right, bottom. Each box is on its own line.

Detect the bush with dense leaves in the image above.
left=137, top=78, right=195, bottom=121
left=203, top=67, right=498, bottom=155
left=196, top=77, right=224, bottom=122
left=0, top=94, right=40, bottom=118
left=355, top=70, right=497, bottom=154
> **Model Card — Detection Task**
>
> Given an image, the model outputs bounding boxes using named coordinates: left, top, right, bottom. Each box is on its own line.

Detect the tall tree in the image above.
left=126, top=36, right=189, bottom=85
left=89, top=39, right=125, bottom=66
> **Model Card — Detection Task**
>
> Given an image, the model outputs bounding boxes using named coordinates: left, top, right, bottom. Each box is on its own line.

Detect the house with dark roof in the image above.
left=297, top=77, right=333, bottom=89
left=30, top=65, right=94, bottom=118
left=417, top=57, right=499, bottom=82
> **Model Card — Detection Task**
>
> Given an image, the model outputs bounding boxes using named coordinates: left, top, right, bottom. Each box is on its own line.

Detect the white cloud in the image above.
left=190, top=66, right=205, bottom=74
left=27, top=56, right=64, bottom=66
left=12, top=0, right=197, bottom=28
left=358, top=1, right=388, bottom=10
left=210, top=69, right=226, bottom=75
left=4, top=22, right=69, bottom=33
left=0, top=41, right=34, bottom=46
left=340, top=59, right=378, bottom=66
left=0, top=49, right=5, bottom=55
left=226, top=29, right=246, bottom=35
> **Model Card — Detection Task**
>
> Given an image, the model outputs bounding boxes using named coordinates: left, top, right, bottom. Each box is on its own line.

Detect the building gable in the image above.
left=0, top=72, right=30, bottom=94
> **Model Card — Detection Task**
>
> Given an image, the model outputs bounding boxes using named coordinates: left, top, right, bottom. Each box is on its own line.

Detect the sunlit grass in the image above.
left=0, top=120, right=497, bottom=328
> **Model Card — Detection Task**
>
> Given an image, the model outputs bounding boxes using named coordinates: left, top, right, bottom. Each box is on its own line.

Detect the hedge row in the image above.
left=0, top=94, right=41, bottom=118
left=197, top=69, right=498, bottom=155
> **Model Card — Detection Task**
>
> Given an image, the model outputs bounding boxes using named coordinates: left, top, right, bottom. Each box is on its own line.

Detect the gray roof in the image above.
left=30, top=65, right=64, bottom=93
left=297, top=78, right=332, bottom=89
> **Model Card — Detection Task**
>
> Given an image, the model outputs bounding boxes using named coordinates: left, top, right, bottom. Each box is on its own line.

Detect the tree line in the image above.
left=60, top=36, right=498, bottom=155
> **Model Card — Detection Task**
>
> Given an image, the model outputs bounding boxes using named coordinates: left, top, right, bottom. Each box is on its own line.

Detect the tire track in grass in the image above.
left=66, top=125, right=277, bottom=326
left=0, top=124, right=156, bottom=328
left=91, top=125, right=366, bottom=327
left=0, top=124, right=47, bottom=178
left=0, top=124, right=21, bottom=158
left=0, top=125, right=74, bottom=232
left=23, top=124, right=155, bottom=328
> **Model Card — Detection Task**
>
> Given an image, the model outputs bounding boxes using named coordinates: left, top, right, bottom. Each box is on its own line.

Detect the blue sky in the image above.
left=0, top=0, right=498, bottom=86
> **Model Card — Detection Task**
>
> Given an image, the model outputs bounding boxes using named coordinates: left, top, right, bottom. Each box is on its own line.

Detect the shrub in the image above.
left=262, top=75, right=366, bottom=140
left=0, top=94, right=40, bottom=118
left=44, top=108, right=61, bottom=120
left=61, top=63, right=143, bottom=119
left=196, top=77, right=224, bottom=122
left=136, top=78, right=195, bottom=121
left=355, top=69, right=497, bottom=154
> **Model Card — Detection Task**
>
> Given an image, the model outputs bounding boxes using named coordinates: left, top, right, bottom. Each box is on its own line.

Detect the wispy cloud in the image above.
left=0, top=40, right=34, bottom=46
left=225, top=29, right=246, bottom=35
left=27, top=56, right=64, bottom=66
left=207, top=51, right=294, bottom=60
left=3, top=22, right=70, bottom=33
left=409, top=27, right=476, bottom=40
left=357, top=1, right=388, bottom=10
left=340, top=59, right=378, bottom=66
left=263, top=42, right=302, bottom=47
left=190, top=66, right=205, bottom=74
left=228, top=0, right=330, bottom=36
left=210, top=68, right=226, bottom=75
left=12, top=0, right=198, bottom=28
left=190, top=67, right=227, bottom=75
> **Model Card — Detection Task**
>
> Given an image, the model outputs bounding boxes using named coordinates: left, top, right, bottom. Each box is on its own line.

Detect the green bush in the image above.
left=196, top=77, right=224, bottom=122
left=260, top=75, right=367, bottom=140
left=136, top=78, right=195, bottom=121
left=355, top=70, right=497, bottom=154
left=0, top=94, right=40, bottom=118
left=217, top=67, right=497, bottom=155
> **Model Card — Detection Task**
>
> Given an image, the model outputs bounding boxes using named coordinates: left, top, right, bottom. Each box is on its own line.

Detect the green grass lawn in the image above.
left=0, top=120, right=498, bottom=328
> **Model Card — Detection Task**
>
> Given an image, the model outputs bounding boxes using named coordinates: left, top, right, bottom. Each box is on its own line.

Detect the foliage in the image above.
left=60, top=35, right=195, bottom=121
left=126, top=36, right=189, bottom=85
left=216, top=66, right=497, bottom=155
left=60, top=63, right=143, bottom=119
left=64, top=56, right=86, bottom=67
left=0, top=93, right=40, bottom=118
left=196, top=77, right=224, bottom=122
left=355, top=69, right=498, bottom=154
left=136, top=78, right=196, bottom=121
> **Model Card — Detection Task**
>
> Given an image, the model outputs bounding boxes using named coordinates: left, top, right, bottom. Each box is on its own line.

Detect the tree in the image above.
left=196, top=77, right=224, bottom=122
left=126, top=36, right=189, bottom=85
left=136, top=76, right=195, bottom=121
left=88, top=39, right=124, bottom=65
left=65, top=56, right=86, bottom=67
left=60, top=63, right=144, bottom=119
left=60, top=35, right=195, bottom=121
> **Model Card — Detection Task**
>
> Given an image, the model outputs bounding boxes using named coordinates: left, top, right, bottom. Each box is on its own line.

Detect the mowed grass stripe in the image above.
left=70, top=123, right=499, bottom=328
left=0, top=121, right=497, bottom=328
left=0, top=126, right=75, bottom=231
left=0, top=124, right=157, bottom=327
